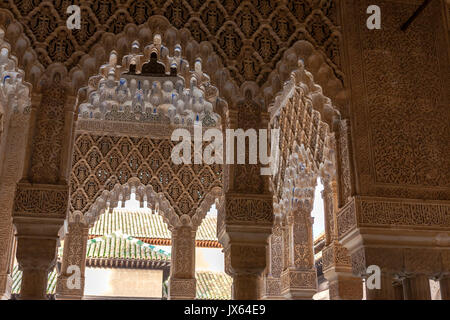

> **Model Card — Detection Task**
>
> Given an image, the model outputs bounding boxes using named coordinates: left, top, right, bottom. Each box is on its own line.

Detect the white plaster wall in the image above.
left=84, top=267, right=163, bottom=298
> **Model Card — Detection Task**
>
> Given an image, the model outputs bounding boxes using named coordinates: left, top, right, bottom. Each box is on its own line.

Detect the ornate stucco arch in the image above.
left=261, top=59, right=359, bottom=300
left=0, top=5, right=350, bottom=301
left=57, top=28, right=232, bottom=299
left=83, top=177, right=178, bottom=229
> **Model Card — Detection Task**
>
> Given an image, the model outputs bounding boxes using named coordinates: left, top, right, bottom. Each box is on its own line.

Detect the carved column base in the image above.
left=402, top=275, right=431, bottom=300
left=439, top=276, right=450, bottom=300
left=169, top=278, right=196, bottom=300
left=325, top=270, right=362, bottom=300
left=281, top=269, right=317, bottom=300
left=0, top=274, right=13, bottom=300
left=261, top=276, right=284, bottom=300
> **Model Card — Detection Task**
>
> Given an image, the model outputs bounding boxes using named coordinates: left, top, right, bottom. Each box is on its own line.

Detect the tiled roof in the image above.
left=195, top=271, right=232, bottom=300
left=86, top=232, right=170, bottom=261
left=89, top=209, right=219, bottom=244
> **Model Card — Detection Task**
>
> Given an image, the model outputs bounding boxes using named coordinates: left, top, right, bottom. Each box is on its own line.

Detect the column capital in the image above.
left=13, top=182, right=69, bottom=219
left=322, top=241, right=352, bottom=274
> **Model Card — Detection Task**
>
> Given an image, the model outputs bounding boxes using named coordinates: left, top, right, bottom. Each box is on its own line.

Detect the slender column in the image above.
left=280, top=198, right=317, bottom=299
left=56, top=213, right=89, bottom=300
left=168, top=226, right=196, bottom=300
left=219, top=194, right=272, bottom=300
left=365, top=273, right=398, bottom=300
left=439, top=276, right=450, bottom=300
left=225, top=242, right=268, bottom=300
left=322, top=175, right=362, bottom=299
left=218, top=91, right=273, bottom=300
left=402, top=275, right=431, bottom=300
left=261, top=220, right=284, bottom=299
left=393, top=280, right=404, bottom=300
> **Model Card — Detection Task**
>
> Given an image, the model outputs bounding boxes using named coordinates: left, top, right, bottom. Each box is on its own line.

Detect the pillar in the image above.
left=0, top=102, right=32, bottom=300
left=12, top=69, right=77, bottom=299
left=55, top=212, right=89, bottom=300
left=280, top=198, right=317, bottom=299
left=402, top=275, right=431, bottom=300
left=168, top=226, right=196, bottom=299
left=350, top=247, right=402, bottom=300
left=337, top=0, right=449, bottom=301
left=322, top=173, right=362, bottom=300
left=323, top=242, right=363, bottom=300
left=218, top=193, right=273, bottom=300
left=261, top=219, right=284, bottom=299
left=393, top=280, right=404, bottom=300
left=218, top=90, right=273, bottom=300
left=13, top=208, right=64, bottom=300
left=439, top=276, right=450, bottom=300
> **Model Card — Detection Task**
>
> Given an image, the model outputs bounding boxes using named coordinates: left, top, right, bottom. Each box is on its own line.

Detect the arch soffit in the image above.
left=81, top=178, right=223, bottom=231
left=271, top=60, right=340, bottom=215
left=81, top=177, right=180, bottom=230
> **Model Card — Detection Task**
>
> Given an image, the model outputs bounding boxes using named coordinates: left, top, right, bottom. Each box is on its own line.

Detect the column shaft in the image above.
left=281, top=200, right=317, bottom=299
left=16, top=238, right=58, bottom=300
left=439, top=276, right=450, bottom=300
left=365, top=273, right=397, bottom=300
left=402, top=275, right=431, bottom=300
left=168, top=226, right=196, bottom=300
left=56, top=217, right=89, bottom=300
left=233, top=274, right=261, bottom=300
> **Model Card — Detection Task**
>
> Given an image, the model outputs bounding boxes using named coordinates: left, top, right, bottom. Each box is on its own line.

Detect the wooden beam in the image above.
left=401, top=0, right=433, bottom=31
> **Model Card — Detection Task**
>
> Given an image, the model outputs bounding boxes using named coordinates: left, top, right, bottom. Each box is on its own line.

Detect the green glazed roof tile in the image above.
left=89, top=208, right=218, bottom=241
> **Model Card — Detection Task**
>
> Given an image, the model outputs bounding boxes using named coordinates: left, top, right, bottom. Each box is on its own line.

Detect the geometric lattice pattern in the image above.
left=71, top=133, right=222, bottom=217
left=271, top=87, right=330, bottom=200
left=2, top=0, right=343, bottom=86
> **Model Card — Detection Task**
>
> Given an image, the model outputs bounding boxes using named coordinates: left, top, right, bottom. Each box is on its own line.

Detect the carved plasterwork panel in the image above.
left=269, top=61, right=340, bottom=205
left=71, top=133, right=222, bottom=223
left=343, top=0, right=450, bottom=200
left=337, top=196, right=450, bottom=240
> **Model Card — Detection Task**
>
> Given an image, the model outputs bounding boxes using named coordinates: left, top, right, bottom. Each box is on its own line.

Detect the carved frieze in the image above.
left=337, top=197, right=450, bottom=241
left=224, top=195, right=273, bottom=226
left=13, top=184, right=69, bottom=218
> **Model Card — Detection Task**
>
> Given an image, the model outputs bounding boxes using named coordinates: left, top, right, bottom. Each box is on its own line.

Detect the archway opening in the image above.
left=311, top=178, right=327, bottom=300
left=82, top=191, right=171, bottom=300
left=194, top=202, right=232, bottom=300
